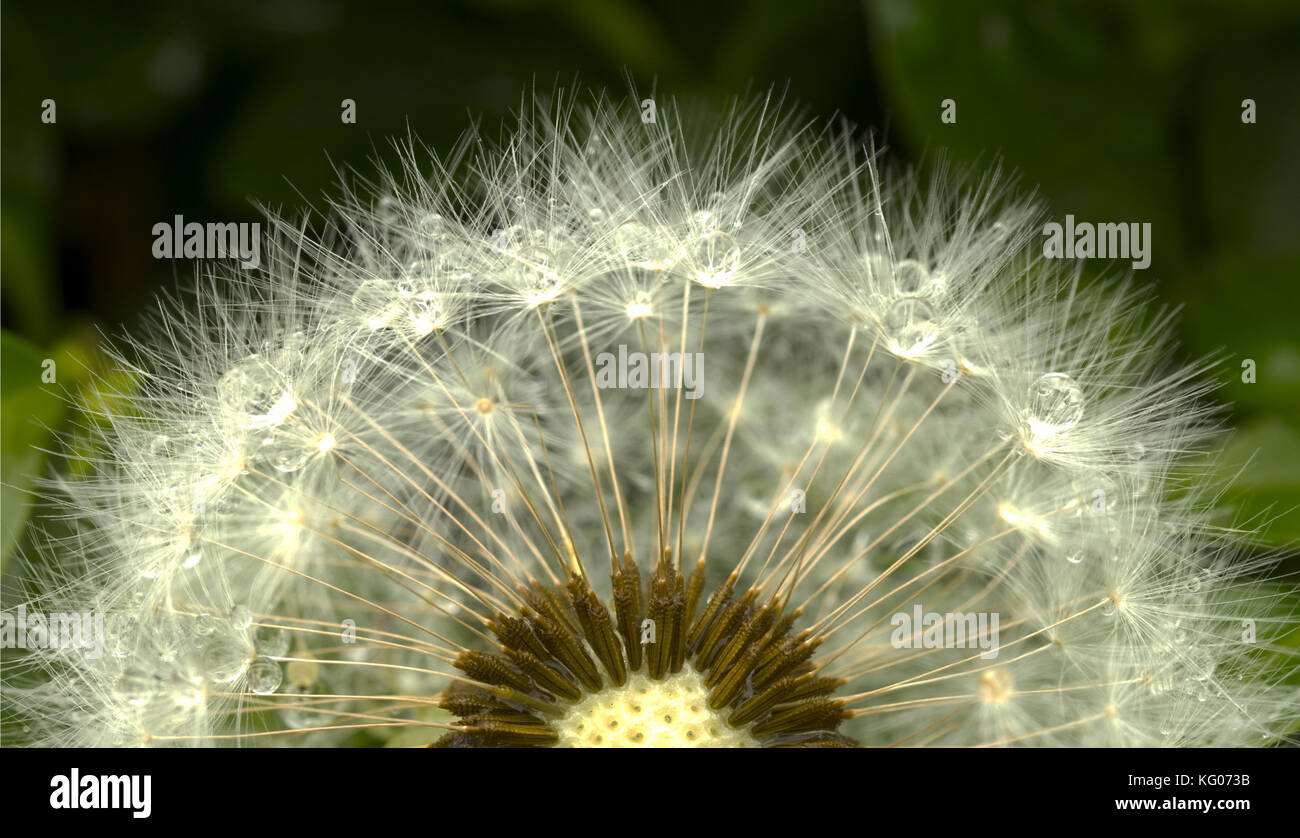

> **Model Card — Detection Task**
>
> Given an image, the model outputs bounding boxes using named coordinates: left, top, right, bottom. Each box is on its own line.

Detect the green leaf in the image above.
left=1, top=330, right=66, bottom=566
left=1212, top=416, right=1300, bottom=547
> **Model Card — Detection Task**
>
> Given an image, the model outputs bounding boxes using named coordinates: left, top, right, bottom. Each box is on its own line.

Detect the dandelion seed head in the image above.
left=3, top=88, right=1295, bottom=749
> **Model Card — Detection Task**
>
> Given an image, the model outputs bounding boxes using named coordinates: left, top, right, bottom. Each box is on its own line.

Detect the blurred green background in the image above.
left=2, top=0, right=1298, bottom=566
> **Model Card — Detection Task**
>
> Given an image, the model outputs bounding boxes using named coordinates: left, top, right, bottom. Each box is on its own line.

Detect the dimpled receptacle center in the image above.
left=555, top=667, right=757, bottom=748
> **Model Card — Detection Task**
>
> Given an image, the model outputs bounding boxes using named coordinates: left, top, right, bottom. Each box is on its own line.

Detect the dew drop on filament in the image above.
left=149, top=433, right=182, bottom=460
left=247, top=657, right=284, bottom=695
left=202, top=639, right=249, bottom=684
left=218, top=355, right=296, bottom=431
left=615, top=222, right=672, bottom=272
left=230, top=604, right=253, bottom=631
left=437, top=247, right=473, bottom=281
left=418, top=212, right=444, bottom=238
left=514, top=246, right=560, bottom=299
left=180, top=534, right=203, bottom=568
left=254, top=624, right=291, bottom=657
left=404, top=290, right=445, bottom=337
left=351, top=279, right=403, bottom=330
left=1026, top=372, right=1084, bottom=433
left=891, top=259, right=930, bottom=295
left=692, top=231, right=740, bottom=287
left=883, top=296, right=939, bottom=358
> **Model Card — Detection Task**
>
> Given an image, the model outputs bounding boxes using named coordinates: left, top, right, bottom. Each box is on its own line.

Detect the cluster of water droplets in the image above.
left=509, top=244, right=564, bottom=303
left=109, top=600, right=295, bottom=727
left=613, top=221, right=675, bottom=273
left=682, top=201, right=741, bottom=287
left=882, top=296, right=941, bottom=359
left=361, top=189, right=764, bottom=311
left=351, top=276, right=449, bottom=337
left=345, top=207, right=464, bottom=334
left=889, top=258, right=947, bottom=298
left=862, top=252, right=951, bottom=360
left=218, top=341, right=303, bottom=434
left=216, top=329, right=346, bottom=484
left=484, top=196, right=595, bottom=304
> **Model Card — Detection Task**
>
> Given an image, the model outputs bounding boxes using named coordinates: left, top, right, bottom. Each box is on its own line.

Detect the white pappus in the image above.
left=3, top=88, right=1296, bottom=749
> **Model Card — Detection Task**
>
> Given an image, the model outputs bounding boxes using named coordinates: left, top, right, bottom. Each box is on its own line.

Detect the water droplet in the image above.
left=1065, top=551, right=1083, bottom=564
left=883, top=296, right=939, bottom=357
left=273, top=444, right=311, bottom=473
left=891, top=260, right=932, bottom=295
left=418, top=213, right=444, bottom=238
left=1026, top=373, right=1084, bottom=433
left=230, top=604, right=252, bottom=631
left=149, top=434, right=180, bottom=459
left=253, top=426, right=311, bottom=474
left=111, top=616, right=140, bottom=658
left=351, top=279, right=403, bottom=329
left=401, top=262, right=436, bottom=288
left=149, top=615, right=186, bottom=663
left=1125, top=443, right=1154, bottom=496
left=614, top=222, right=672, bottom=271
left=179, top=534, right=203, bottom=568
left=246, top=657, right=283, bottom=695
left=137, top=552, right=169, bottom=579
left=218, top=355, right=296, bottom=431
left=513, top=246, right=561, bottom=300
left=691, top=231, right=740, bottom=287
left=404, top=289, right=445, bottom=336
left=432, top=248, right=469, bottom=282
left=254, top=624, right=290, bottom=657
left=202, top=639, right=249, bottom=683
left=493, top=225, right=524, bottom=255
left=194, top=613, right=216, bottom=636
